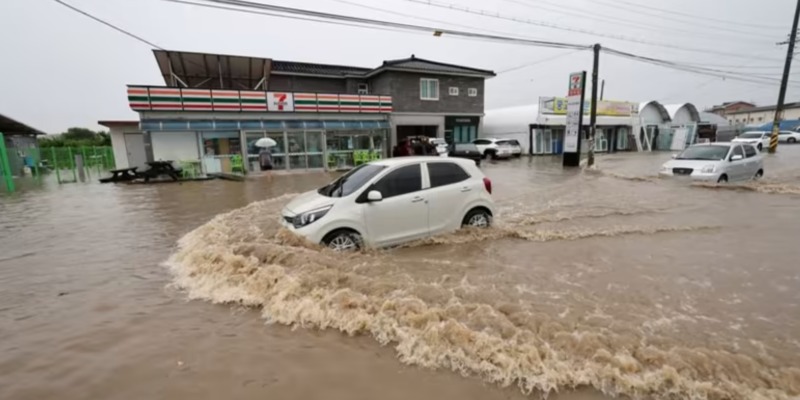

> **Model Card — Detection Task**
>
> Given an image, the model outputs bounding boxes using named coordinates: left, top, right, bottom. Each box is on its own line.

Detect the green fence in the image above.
left=38, top=146, right=115, bottom=184
left=0, top=133, right=14, bottom=192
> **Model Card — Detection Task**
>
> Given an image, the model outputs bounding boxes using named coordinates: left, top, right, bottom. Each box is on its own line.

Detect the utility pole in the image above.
left=769, top=1, right=800, bottom=154
left=600, top=79, right=605, bottom=100
left=587, top=43, right=601, bottom=168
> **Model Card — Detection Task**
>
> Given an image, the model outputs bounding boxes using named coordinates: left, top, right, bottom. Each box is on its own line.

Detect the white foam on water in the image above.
left=165, top=196, right=800, bottom=400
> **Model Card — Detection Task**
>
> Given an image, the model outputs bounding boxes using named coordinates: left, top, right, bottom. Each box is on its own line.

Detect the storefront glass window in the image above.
left=617, top=127, right=629, bottom=150
left=307, top=131, right=324, bottom=169
left=267, top=131, right=287, bottom=170
left=201, top=131, right=241, bottom=174
left=287, top=131, right=307, bottom=170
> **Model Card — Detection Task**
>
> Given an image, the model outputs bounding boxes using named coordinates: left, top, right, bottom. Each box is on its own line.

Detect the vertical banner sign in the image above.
left=563, top=71, right=586, bottom=167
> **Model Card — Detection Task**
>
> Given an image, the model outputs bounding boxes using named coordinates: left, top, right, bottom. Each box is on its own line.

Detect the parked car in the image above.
left=448, top=143, right=482, bottom=166
left=779, top=130, right=800, bottom=143
left=732, top=131, right=770, bottom=151
left=659, top=142, right=763, bottom=183
left=472, top=138, right=513, bottom=159
left=495, top=139, right=523, bottom=157
left=430, top=138, right=449, bottom=155
left=281, top=157, right=495, bottom=250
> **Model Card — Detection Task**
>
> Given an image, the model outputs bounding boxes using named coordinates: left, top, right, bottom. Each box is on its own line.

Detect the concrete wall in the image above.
left=151, top=131, right=199, bottom=162
left=370, top=71, right=485, bottom=113
left=109, top=127, right=129, bottom=169
left=268, top=75, right=346, bottom=93
left=727, top=108, right=800, bottom=125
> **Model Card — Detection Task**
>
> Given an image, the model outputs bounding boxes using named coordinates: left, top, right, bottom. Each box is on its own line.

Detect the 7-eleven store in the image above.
left=126, top=86, right=392, bottom=174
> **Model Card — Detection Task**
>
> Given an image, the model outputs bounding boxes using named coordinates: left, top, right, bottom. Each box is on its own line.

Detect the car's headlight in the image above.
left=660, top=165, right=669, bottom=172
left=293, top=205, right=332, bottom=228
left=701, top=164, right=716, bottom=173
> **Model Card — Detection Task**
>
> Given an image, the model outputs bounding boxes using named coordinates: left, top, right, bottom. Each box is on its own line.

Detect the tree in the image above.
left=38, top=127, right=111, bottom=148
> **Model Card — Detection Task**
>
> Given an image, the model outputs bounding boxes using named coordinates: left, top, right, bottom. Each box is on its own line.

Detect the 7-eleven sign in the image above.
left=267, top=92, right=295, bottom=112
left=568, top=73, right=583, bottom=97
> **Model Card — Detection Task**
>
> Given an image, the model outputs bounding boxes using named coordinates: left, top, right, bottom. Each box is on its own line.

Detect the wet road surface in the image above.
left=2, top=147, right=800, bottom=400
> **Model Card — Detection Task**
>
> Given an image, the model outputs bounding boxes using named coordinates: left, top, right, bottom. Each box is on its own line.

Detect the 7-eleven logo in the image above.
left=275, top=93, right=287, bottom=110
left=268, top=92, right=293, bottom=112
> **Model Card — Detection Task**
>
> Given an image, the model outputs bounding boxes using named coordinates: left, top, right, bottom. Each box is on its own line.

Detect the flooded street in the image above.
left=2, top=148, right=800, bottom=400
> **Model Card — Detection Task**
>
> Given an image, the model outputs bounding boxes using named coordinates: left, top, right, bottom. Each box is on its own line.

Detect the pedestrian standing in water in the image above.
left=259, top=147, right=274, bottom=179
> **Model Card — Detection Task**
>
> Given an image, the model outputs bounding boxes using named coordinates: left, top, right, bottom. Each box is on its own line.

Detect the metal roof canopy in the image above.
left=0, top=113, right=45, bottom=136
left=154, top=50, right=497, bottom=89
left=154, top=49, right=273, bottom=90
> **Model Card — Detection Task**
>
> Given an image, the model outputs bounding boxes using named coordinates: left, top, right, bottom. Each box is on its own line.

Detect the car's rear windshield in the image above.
left=454, top=143, right=479, bottom=151
left=739, top=132, right=765, bottom=139
left=677, top=145, right=730, bottom=160
left=318, top=164, right=386, bottom=197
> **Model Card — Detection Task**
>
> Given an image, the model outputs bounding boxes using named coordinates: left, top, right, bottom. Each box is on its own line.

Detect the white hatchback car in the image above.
left=281, top=157, right=495, bottom=250
left=659, top=142, right=764, bottom=183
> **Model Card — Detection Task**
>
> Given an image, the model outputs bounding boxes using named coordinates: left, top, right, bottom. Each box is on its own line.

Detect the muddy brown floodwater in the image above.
left=2, top=147, right=800, bottom=400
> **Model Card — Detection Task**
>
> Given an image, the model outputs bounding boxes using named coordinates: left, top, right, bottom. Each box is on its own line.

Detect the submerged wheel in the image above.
left=462, top=208, right=492, bottom=228
left=717, top=174, right=728, bottom=183
left=322, top=230, right=362, bottom=252
left=757, top=143, right=763, bottom=151
left=754, top=169, right=764, bottom=180
left=788, top=137, right=797, bottom=143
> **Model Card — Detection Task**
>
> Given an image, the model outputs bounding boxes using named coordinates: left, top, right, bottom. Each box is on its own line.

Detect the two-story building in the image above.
left=113, top=50, right=494, bottom=174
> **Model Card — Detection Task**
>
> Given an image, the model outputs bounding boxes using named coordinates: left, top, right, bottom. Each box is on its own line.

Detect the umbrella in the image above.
left=254, top=137, right=277, bottom=148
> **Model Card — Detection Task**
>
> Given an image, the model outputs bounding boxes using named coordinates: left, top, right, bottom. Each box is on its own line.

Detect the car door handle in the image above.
left=460, top=187, right=472, bottom=192
left=411, top=197, right=425, bottom=203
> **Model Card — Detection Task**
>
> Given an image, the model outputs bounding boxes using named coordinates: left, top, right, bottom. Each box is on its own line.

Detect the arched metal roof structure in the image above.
left=638, top=101, right=671, bottom=125
left=664, top=103, right=701, bottom=125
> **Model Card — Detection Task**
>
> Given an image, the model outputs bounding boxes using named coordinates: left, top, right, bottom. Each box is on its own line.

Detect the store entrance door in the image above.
left=397, top=126, right=437, bottom=142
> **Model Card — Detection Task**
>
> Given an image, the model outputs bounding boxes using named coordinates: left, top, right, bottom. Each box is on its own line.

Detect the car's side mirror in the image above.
left=731, top=154, right=743, bottom=161
left=367, top=190, right=383, bottom=202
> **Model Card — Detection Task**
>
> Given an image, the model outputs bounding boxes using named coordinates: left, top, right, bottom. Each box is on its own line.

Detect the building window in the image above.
left=357, top=83, right=369, bottom=95
left=468, top=88, right=478, bottom=97
left=759, top=117, right=763, bottom=122
left=420, top=78, right=439, bottom=100
left=448, top=87, right=459, bottom=96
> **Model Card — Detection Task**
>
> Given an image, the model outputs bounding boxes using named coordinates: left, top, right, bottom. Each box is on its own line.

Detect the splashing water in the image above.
left=166, top=194, right=800, bottom=400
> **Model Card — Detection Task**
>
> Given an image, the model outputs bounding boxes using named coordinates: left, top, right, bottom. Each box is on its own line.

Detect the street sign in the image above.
left=563, top=71, right=586, bottom=167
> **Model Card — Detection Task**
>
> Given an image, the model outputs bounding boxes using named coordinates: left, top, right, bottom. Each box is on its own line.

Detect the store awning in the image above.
left=140, top=119, right=390, bottom=131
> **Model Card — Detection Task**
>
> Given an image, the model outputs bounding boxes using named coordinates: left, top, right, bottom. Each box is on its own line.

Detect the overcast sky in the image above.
left=1, top=0, right=797, bottom=133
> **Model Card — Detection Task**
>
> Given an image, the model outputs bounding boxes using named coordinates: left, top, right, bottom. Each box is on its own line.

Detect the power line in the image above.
left=400, top=0, right=783, bottom=61
left=501, top=0, right=775, bottom=44
left=325, top=0, right=553, bottom=43
left=603, top=47, right=800, bottom=87
left=497, top=50, right=585, bottom=74
left=180, top=0, right=592, bottom=50
left=51, top=0, right=165, bottom=49
left=163, top=0, right=421, bottom=35
left=593, top=0, right=787, bottom=31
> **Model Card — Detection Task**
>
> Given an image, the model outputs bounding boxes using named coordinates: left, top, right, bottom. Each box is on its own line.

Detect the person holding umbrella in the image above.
left=254, top=137, right=277, bottom=172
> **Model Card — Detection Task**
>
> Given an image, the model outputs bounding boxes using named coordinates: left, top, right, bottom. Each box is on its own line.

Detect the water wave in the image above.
left=693, top=182, right=800, bottom=195
left=166, top=196, right=799, bottom=400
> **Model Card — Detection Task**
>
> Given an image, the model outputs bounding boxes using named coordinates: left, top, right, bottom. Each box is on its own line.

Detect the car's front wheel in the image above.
left=754, top=169, right=764, bottom=180
left=321, top=229, right=362, bottom=252
left=717, top=174, right=728, bottom=183
left=462, top=208, right=492, bottom=228
left=757, top=143, right=763, bottom=151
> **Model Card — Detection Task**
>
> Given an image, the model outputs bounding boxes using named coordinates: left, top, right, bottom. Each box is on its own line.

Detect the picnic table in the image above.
left=140, top=161, right=180, bottom=182
left=99, top=167, right=138, bottom=183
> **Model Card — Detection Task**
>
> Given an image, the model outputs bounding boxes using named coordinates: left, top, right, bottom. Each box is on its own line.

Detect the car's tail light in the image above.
left=483, top=177, right=492, bottom=194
